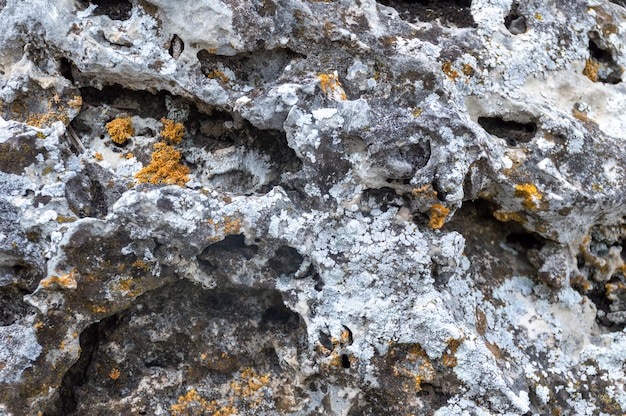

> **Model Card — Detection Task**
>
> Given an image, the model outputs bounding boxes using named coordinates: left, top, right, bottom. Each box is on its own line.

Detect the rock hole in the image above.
left=505, top=231, right=545, bottom=253
left=77, top=85, right=170, bottom=119
left=197, top=48, right=306, bottom=87
left=268, top=246, right=304, bottom=277
left=90, top=0, right=133, bottom=20
left=341, top=354, right=351, bottom=368
left=342, top=325, right=353, bottom=345
left=0, top=285, right=32, bottom=326
left=586, top=37, right=623, bottom=84
left=504, top=3, right=527, bottom=34
left=198, top=235, right=259, bottom=270
left=377, top=0, right=476, bottom=28
left=48, top=314, right=119, bottom=416
left=313, top=273, right=324, bottom=291
left=318, top=330, right=333, bottom=351
left=168, top=34, right=184, bottom=60
left=477, top=116, right=536, bottom=145
left=59, top=58, right=76, bottom=84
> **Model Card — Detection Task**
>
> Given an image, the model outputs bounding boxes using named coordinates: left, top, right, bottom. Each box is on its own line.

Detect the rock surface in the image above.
left=1, top=0, right=626, bottom=415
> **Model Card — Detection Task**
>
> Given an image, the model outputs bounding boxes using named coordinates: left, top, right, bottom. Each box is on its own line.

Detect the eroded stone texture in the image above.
left=1, top=0, right=626, bottom=415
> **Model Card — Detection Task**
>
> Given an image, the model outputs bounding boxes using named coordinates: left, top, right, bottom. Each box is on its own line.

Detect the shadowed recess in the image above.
left=377, top=0, right=476, bottom=28
left=478, top=116, right=537, bottom=146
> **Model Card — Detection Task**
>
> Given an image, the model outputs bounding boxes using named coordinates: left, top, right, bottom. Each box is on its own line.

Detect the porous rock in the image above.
left=1, top=0, right=626, bottom=415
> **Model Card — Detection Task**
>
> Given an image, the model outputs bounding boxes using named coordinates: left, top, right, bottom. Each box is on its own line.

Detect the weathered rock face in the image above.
left=1, top=0, right=626, bottom=414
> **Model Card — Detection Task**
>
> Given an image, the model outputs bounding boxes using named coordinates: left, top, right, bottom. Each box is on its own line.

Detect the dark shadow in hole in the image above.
left=377, top=0, right=476, bottom=28
left=90, top=0, right=133, bottom=20
left=197, top=48, right=306, bottom=87
left=168, top=34, right=184, bottom=59
left=268, top=246, right=303, bottom=277
left=0, top=285, right=32, bottom=326
left=505, top=231, right=545, bottom=253
left=478, top=116, right=536, bottom=146
left=78, top=85, right=169, bottom=119
left=48, top=314, right=119, bottom=416
left=318, top=330, right=333, bottom=351
left=361, top=187, right=403, bottom=213
left=341, top=354, right=351, bottom=368
left=504, top=3, right=527, bottom=34
left=313, top=273, right=324, bottom=291
left=198, top=234, right=259, bottom=270
left=609, top=0, right=626, bottom=7
left=59, top=58, right=76, bottom=84
left=588, top=38, right=623, bottom=84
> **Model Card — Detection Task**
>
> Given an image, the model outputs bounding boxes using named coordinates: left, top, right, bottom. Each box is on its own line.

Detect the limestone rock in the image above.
left=1, top=0, right=626, bottom=415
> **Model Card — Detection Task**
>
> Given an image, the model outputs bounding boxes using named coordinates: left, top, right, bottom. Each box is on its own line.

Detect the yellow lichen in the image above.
left=318, top=73, right=347, bottom=100
left=134, top=142, right=190, bottom=186
left=429, top=204, right=450, bottom=229
left=411, top=108, right=423, bottom=117
left=207, top=69, right=229, bottom=83
left=583, top=58, right=600, bottom=82
left=171, top=389, right=211, bottom=416
left=442, top=62, right=459, bottom=82
left=56, top=215, right=77, bottom=223
left=391, top=344, right=436, bottom=392
left=493, top=210, right=527, bottom=224
left=412, top=184, right=437, bottom=199
left=442, top=338, right=463, bottom=367
left=171, top=388, right=237, bottom=416
left=94, top=152, right=104, bottom=161
left=40, top=269, right=78, bottom=290
left=160, top=117, right=185, bottom=144
left=109, top=368, right=121, bottom=380
left=68, top=95, right=83, bottom=110
left=132, top=259, right=150, bottom=271
left=106, top=116, right=134, bottom=145
left=514, top=183, right=542, bottom=210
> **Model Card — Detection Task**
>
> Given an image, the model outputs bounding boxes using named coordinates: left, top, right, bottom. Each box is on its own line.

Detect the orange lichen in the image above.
left=318, top=73, right=347, bottom=100
left=391, top=344, right=436, bottom=392
left=222, top=216, right=243, bottom=235
left=40, top=269, right=78, bottom=289
left=132, top=259, right=150, bottom=271
left=25, top=104, right=71, bottom=127
left=412, top=184, right=437, bottom=198
left=514, top=183, right=542, bottom=210
left=207, top=69, right=229, bottom=83
left=109, top=368, right=121, bottom=380
left=462, top=63, right=473, bottom=76
left=170, top=389, right=211, bottom=416
left=493, top=210, right=527, bottom=224
left=161, top=117, right=185, bottom=144
left=56, top=215, right=77, bottom=223
left=92, top=305, right=108, bottom=313
left=94, top=152, right=104, bottom=161
left=442, top=338, right=463, bottom=367
left=68, top=95, right=83, bottom=110
left=106, top=116, right=134, bottom=145
left=171, top=386, right=239, bottom=416
left=442, top=62, right=459, bottom=82
left=583, top=58, right=600, bottom=82
left=134, top=142, right=190, bottom=186
left=126, top=152, right=134, bottom=159
left=429, top=204, right=450, bottom=229
left=411, top=108, right=423, bottom=117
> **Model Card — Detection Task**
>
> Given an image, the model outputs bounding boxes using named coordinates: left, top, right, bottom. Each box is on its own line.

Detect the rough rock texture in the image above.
left=1, top=0, right=626, bottom=415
